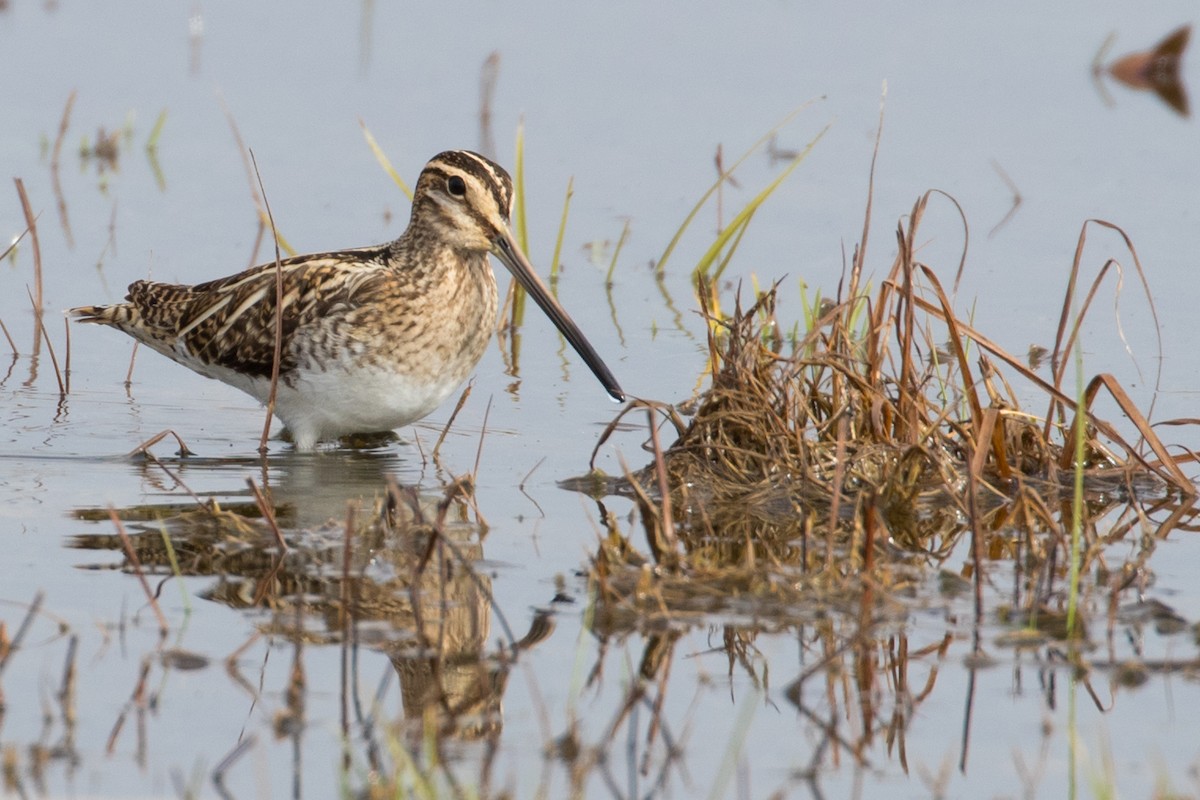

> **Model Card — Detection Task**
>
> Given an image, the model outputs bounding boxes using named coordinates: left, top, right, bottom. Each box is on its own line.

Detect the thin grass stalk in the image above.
left=849, top=83, right=886, bottom=305
left=124, top=342, right=139, bottom=388
left=248, top=149, right=284, bottom=455
left=0, top=226, right=29, bottom=263
left=432, top=380, right=473, bottom=464
left=155, top=521, right=191, bottom=614
left=220, top=95, right=295, bottom=256
left=472, top=395, right=492, bottom=481
left=509, top=124, right=529, bottom=327
left=359, top=119, right=413, bottom=200
left=0, top=318, right=16, bottom=356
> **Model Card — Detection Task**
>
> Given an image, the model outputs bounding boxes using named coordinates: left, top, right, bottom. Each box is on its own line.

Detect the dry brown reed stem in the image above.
left=966, top=407, right=1001, bottom=633
left=433, top=380, right=473, bottom=464
left=128, top=429, right=195, bottom=460
left=245, top=478, right=288, bottom=553
left=247, top=149, right=285, bottom=455
left=903, top=279, right=1188, bottom=493
left=108, top=508, right=170, bottom=635
left=1046, top=220, right=1163, bottom=427
left=646, top=407, right=678, bottom=556
left=219, top=94, right=292, bottom=259
left=13, top=179, right=42, bottom=317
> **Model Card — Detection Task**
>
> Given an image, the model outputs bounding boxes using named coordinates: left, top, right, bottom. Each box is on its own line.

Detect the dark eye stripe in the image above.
left=426, top=150, right=513, bottom=219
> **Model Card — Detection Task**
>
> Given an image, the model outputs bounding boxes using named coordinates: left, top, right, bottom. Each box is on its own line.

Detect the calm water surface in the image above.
left=2, top=2, right=1199, bottom=798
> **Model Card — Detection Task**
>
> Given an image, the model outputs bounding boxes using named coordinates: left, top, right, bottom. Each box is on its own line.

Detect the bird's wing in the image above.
left=130, top=246, right=390, bottom=379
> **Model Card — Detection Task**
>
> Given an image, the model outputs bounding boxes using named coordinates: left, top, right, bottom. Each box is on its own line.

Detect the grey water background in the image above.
left=2, top=2, right=1200, bottom=797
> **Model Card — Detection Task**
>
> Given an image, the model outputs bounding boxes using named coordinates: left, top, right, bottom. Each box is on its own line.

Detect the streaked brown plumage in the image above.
left=70, top=150, right=624, bottom=450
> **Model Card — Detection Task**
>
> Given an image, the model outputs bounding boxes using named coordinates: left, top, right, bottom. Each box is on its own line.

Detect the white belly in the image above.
left=200, top=359, right=467, bottom=450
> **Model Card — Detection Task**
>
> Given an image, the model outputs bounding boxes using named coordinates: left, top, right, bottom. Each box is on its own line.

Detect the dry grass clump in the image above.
left=586, top=195, right=1197, bottom=627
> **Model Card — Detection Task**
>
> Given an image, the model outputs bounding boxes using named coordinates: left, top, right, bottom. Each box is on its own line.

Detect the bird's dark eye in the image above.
left=447, top=176, right=467, bottom=197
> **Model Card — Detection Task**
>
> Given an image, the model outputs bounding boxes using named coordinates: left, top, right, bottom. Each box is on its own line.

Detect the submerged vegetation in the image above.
left=577, top=145, right=1199, bottom=726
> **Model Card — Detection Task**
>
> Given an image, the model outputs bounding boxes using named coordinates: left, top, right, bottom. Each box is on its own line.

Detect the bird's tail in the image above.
left=67, top=303, right=138, bottom=327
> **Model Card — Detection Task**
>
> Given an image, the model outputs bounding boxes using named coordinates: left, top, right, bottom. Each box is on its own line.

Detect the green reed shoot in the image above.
left=657, top=103, right=819, bottom=275
left=549, top=176, right=574, bottom=292
left=605, top=218, right=631, bottom=287
left=1066, top=332, right=1086, bottom=637
left=510, top=124, right=529, bottom=326
left=693, top=127, right=826, bottom=283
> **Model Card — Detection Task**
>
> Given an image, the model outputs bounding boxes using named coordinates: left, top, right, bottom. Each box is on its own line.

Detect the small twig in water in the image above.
left=128, top=429, right=194, bottom=459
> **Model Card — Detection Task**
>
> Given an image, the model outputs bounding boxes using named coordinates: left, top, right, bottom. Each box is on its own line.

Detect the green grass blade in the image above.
left=657, top=102, right=820, bottom=275
left=693, top=125, right=827, bottom=280
left=145, top=109, right=168, bottom=151
left=550, top=176, right=574, bottom=291
left=605, top=218, right=631, bottom=286
left=511, top=125, right=528, bottom=325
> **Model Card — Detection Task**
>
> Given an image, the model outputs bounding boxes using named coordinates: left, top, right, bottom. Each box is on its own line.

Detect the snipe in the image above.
left=70, top=150, right=624, bottom=450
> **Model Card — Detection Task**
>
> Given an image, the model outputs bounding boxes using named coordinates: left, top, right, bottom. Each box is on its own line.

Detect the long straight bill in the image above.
left=493, top=229, right=625, bottom=402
